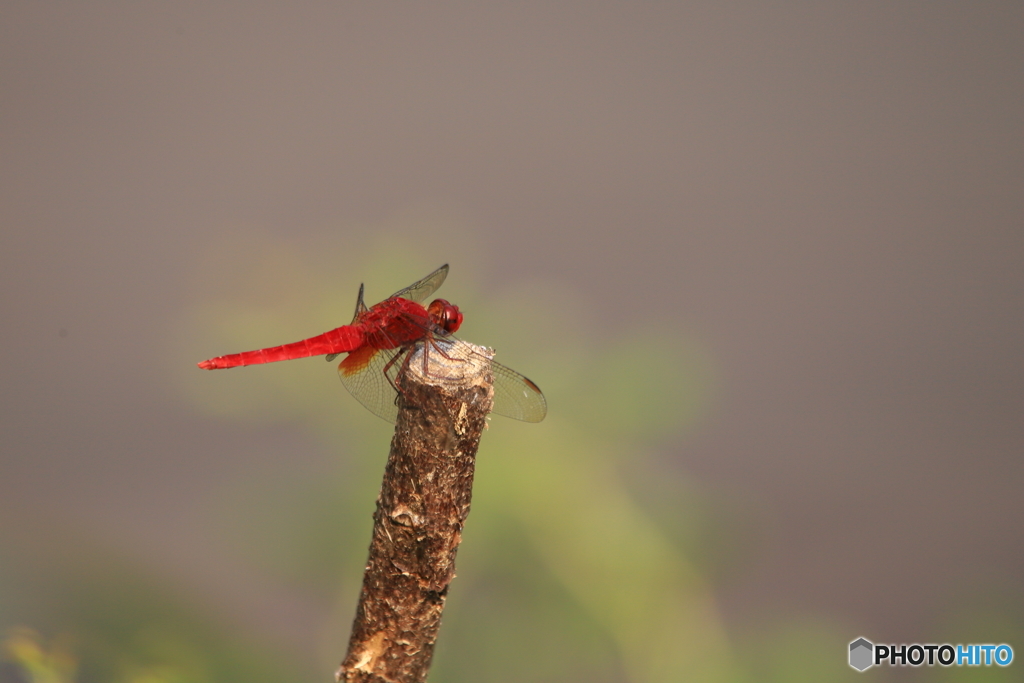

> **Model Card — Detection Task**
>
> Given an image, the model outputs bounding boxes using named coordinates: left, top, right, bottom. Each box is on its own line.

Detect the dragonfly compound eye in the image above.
left=428, top=299, right=463, bottom=334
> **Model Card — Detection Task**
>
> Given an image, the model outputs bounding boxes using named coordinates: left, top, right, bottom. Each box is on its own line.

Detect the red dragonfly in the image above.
left=198, top=264, right=547, bottom=423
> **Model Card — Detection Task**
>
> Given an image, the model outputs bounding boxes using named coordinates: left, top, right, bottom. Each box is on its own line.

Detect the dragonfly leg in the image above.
left=381, top=346, right=416, bottom=407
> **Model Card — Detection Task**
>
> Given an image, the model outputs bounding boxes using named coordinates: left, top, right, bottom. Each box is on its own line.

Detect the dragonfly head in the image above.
left=427, top=298, right=463, bottom=335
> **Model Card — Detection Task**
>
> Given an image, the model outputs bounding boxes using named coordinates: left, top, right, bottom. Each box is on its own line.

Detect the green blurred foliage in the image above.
left=0, top=524, right=306, bottom=683
left=3, top=627, right=76, bottom=683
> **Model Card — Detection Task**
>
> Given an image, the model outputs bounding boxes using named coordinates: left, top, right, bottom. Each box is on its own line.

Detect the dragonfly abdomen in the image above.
left=198, top=325, right=363, bottom=369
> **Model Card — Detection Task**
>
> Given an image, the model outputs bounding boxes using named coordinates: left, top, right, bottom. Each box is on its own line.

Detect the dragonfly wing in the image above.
left=426, top=337, right=548, bottom=422
left=389, top=264, right=449, bottom=303
left=337, top=329, right=547, bottom=424
left=352, top=282, right=369, bottom=319
left=337, top=346, right=407, bottom=424
left=490, top=357, right=548, bottom=422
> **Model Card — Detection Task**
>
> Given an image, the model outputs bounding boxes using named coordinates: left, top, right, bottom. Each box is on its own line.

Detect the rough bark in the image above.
left=336, top=342, right=494, bottom=683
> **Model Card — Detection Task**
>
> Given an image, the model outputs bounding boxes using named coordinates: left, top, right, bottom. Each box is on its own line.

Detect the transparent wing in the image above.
left=338, top=346, right=408, bottom=424
left=489, top=354, right=548, bottom=423
left=389, top=264, right=449, bottom=303
left=337, top=334, right=546, bottom=424
left=406, top=338, right=547, bottom=422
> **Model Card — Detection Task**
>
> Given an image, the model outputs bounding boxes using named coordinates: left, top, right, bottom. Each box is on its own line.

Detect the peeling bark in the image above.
left=337, top=342, right=494, bottom=683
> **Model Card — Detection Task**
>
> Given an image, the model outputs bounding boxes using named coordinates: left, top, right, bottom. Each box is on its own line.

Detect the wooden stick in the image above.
left=337, top=342, right=494, bottom=683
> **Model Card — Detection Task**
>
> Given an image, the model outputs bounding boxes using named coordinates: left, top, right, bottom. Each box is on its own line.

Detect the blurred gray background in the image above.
left=1, top=3, right=1021, bottom=682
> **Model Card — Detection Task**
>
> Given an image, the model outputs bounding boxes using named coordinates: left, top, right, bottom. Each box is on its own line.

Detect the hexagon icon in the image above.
left=849, top=637, right=874, bottom=671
